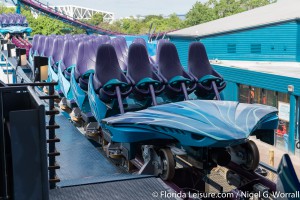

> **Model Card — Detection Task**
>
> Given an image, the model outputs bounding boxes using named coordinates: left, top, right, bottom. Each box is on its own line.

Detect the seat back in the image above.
left=111, top=38, right=127, bottom=71
left=156, top=39, right=169, bottom=64
left=101, top=35, right=111, bottom=43
left=133, top=38, right=147, bottom=47
left=94, top=44, right=124, bottom=86
left=51, top=37, right=64, bottom=63
left=127, top=43, right=153, bottom=83
left=37, top=35, right=46, bottom=55
left=89, top=37, right=105, bottom=62
left=61, top=39, right=78, bottom=71
left=116, top=36, right=128, bottom=54
left=158, top=42, right=185, bottom=81
left=43, top=36, right=55, bottom=57
left=31, top=34, right=40, bottom=54
left=188, top=42, right=213, bottom=79
left=75, top=41, right=96, bottom=80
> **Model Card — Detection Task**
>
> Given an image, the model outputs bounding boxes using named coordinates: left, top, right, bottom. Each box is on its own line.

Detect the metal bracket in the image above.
left=138, top=145, right=162, bottom=176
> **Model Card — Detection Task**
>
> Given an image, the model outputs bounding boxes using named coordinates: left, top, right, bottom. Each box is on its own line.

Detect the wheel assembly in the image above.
left=241, top=140, right=260, bottom=171
left=158, top=148, right=175, bottom=181
left=229, top=140, right=260, bottom=171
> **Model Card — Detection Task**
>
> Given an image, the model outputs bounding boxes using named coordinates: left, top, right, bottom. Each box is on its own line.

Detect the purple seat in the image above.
left=101, top=35, right=111, bottom=42
left=50, top=37, right=65, bottom=72
left=117, top=36, right=128, bottom=54
left=188, top=42, right=226, bottom=98
left=132, top=37, right=155, bottom=65
left=133, top=38, right=147, bottom=47
left=158, top=42, right=196, bottom=97
left=93, top=44, right=131, bottom=101
left=64, top=34, right=73, bottom=38
left=155, top=39, right=169, bottom=64
left=36, top=35, right=46, bottom=56
left=74, top=41, right=96, bottom=90
left=1, top=15, right=8, bottom=27
left=127, top=43, right=164, bottom=98
left=89, top=38, right=105, bottom=62
left=31, top=34, right=40, bottom=55
left=60, top=39, right=79, bottom=79
left=117, top=37, right=129, bottom=63
left=42, top=36, right=55, bottom=57
left=111, top=38, right=128, bottom=71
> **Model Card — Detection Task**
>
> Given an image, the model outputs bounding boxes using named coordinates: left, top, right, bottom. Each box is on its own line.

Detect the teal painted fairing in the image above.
left=0, top=26, right=32, bottom=34
left=102, top=100, right=278, bottom=147
left=88, top=74, right=108, bottom=122
left=47, top=57, right=60, bottom=91
left=57, top=63, right=74, bottom=100
left=70, top=68, right=92, bottom=112
left=276, top=154, right=300, bottom=196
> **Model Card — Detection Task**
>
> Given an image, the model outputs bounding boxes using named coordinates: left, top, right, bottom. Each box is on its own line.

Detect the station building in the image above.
left=167, top=0, right=300, bottom=155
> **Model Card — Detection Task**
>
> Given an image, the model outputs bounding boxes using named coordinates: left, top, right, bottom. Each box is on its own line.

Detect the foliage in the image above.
left=0, top=0, right=277, bottom=35
left=89, top=13, right=104, bottom=26
left=185, top=0, right=277, bottom=26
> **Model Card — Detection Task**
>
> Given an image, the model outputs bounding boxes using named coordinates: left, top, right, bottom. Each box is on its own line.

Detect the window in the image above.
left=227, top=44, right=236, bottom=53
left=251, top=44, right=261, bottom=54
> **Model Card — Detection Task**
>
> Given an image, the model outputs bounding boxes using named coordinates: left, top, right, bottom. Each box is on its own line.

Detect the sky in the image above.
left=10, top=0, right=206, bottom=18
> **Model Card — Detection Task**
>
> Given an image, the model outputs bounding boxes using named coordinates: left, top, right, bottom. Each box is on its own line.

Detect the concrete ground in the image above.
left=251, top=137, right=300, bottom=177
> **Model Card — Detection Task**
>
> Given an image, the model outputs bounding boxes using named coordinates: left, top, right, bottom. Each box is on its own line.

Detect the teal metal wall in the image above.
left=170, top=37, right=197, bottom=68
left=170, top=21, right=299, bottom=62
left=200, top=21, right=299, bottom=62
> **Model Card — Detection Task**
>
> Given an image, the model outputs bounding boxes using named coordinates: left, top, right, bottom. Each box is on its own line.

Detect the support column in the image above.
left=288, top=94, right=296, bottom=154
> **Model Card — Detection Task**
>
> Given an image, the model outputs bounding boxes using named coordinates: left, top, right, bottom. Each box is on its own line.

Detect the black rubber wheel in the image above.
left=159, top=148, right=175, bottom=181
left=242, top=140, right=260, bottom=171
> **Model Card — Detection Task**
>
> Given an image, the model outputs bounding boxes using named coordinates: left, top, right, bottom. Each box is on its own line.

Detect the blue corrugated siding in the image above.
left=200, top=21, right=299, bottom=62
left=297, top=21, right=300, bottom=61
left=213, top=65, right=300, bottom=96
left=170, top=38, right=197, bottom=68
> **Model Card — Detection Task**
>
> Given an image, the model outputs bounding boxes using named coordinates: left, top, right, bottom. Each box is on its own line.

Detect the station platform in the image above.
left=49, top=113, right=179, bottom=199
left=50, top=177, right=176, bottom=200
left=54, top=113, right=150, bottom=187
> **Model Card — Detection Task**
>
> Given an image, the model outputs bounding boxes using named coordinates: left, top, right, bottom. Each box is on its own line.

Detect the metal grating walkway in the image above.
left=55, top=114, right=148, bottom=187
left=50, top=177, right=177, bottom=200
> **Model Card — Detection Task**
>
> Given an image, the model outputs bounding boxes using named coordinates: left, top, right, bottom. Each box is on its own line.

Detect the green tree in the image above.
left=185, top=2, right=216, bottom=26
left=240, top=0, right=277, bottom=10
left=89, top=13, right=104, bottom=26
left=186, top=0, right=276, bottom=27
left=20, top=7, right=85, bottom=35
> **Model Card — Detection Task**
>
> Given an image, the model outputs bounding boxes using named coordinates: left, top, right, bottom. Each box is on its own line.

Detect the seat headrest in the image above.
left=156, top=39, right=170, bottom=64
left=188, top=42, right=212, bottom=79
left=133, top=38, right=146, bottom=47
left=51, top=38, right=64, bottom=62
left=158, top=42, right=183, bottom=80
left=62, top=39, right=78, bottom=69
left=94, top=44, right=123, bottom=85
left=127, top=43, right=152, bottom=82
left=75, top=41, right=96, bottom=76
left=43, top=36, right=55, bottom=57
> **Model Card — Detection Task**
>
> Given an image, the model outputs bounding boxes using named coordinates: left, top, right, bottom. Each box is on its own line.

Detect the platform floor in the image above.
left=50, top=177, right=176, bottom=200
left=54, top=113, right=149, bottom=187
